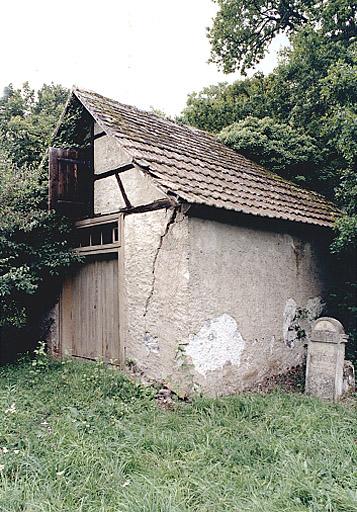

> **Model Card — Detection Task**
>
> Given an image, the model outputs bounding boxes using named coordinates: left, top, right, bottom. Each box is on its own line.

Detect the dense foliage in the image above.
left=218, top=116, right=322, bottom=184
left=183, top=41, right=355, bottom=187
left=0, top=153, right=78, bottom=329
left=0, top=83, right=68, bottom=166
left=0, top=84, right=78, bottom=343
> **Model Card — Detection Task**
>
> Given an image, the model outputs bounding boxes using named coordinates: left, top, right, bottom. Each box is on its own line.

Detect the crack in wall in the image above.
left=143, top=208, right=178, bottom=317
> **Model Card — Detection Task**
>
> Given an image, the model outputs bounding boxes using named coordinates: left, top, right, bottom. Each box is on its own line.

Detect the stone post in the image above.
left=305, top=317, right=348, bottom=401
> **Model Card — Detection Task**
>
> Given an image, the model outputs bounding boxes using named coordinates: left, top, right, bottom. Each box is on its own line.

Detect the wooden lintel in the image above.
left=120, top=198, right=177, bottom=215
left=93, top=163, right=134, bottom=181
left=75, top=212, right=119, bottom=228
left=74, top=198, right=178, bottom=227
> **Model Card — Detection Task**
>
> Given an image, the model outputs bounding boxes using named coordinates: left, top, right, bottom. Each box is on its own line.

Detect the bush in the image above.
left=0, top=151, right=79, bottom=356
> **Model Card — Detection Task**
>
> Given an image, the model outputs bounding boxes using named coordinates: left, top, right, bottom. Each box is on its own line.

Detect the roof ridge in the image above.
left=74, top=86, right=195, bottom=131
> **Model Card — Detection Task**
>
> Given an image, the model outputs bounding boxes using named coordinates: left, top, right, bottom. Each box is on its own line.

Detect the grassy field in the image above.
left=0, top=354, right=356, bottom=512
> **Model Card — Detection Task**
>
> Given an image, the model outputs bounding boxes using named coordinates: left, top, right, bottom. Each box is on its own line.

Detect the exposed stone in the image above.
left=283, top=298, right=298, bottom=347
left=143, top=333, right=159, bottom=354
left=155, top=387, right=178, bottom=410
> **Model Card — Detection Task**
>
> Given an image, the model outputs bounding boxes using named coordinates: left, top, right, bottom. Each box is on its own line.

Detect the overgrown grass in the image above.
left=0, top=355, right=356, bottom=512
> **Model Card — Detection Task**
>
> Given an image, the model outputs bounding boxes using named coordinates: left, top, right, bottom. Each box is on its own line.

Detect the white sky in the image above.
left=1, top=0, right=288, bottom=116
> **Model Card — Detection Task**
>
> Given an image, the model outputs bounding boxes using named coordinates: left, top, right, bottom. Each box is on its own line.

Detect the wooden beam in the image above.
left=117, top=214, right=126, bottom=370
left=74, top=198, right=178, bottom=227
left=93, top=163, right=134, bottom=181
left=93, top=131, right=106, bottom=140
left=115, top=174, right=132, bottom=208
left=120, top=198, right=177, bottom=214
left=75, top=212, right=120, bottom=228
left=76, top=242, right=120, bottom=256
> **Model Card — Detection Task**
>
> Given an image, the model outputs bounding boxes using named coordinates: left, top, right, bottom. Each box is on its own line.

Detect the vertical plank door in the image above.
left=60, top=254, right=120, bottom=364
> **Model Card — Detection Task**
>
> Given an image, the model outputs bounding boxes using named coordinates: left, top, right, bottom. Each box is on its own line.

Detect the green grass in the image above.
left=0, top=356, right=356, bottom=512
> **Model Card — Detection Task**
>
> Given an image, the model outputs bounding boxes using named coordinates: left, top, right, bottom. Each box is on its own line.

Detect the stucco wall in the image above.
left=175, top=213, right=329, bottom=395
left=121, top=208, right=330, bottom=397
left=123, top=208, right=191, bottom=393
left=48, top=203, right=331, bottom=397
left=93, top=127, right=129, bottom=214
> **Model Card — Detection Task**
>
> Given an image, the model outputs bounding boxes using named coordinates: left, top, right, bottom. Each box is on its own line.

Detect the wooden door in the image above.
left=60, top=253, right=120, bottom=364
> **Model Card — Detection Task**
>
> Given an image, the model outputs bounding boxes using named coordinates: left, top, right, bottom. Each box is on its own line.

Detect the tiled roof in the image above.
left=74, top=88, right=339, bottom=227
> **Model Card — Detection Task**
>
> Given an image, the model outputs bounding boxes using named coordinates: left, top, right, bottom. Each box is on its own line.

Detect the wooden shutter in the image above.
left=48, top=147, right=92, bottom=218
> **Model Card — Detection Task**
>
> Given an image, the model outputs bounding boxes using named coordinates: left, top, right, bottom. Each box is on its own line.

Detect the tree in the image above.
left=218, top=116, right=322, bottom=185
left=208, top=0, right=356, bottom=73
left=0, top=82, right=69, bottom=166
left=182, top=10, right=356, bottom=200
left=182, top=74, right=271, bottom=132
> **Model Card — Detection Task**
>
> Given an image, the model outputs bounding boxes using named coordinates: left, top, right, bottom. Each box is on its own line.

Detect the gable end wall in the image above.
left=93, top=123, right=165, bottom=214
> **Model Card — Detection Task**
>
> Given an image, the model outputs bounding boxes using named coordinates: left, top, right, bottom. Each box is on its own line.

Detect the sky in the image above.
left=1, top=0, right=288, bottom=116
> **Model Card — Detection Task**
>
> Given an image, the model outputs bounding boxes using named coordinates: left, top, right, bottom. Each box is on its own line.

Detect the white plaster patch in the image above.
left=185, top=314, right=245, bottom=376
left=143, top=333, right=159, bottom=354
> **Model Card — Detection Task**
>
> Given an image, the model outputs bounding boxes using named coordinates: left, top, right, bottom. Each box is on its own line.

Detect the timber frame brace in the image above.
left=93, top=158, right=181, bottom=214
left=93, top=162, right=135, bottom=182
left=93, top=161, right=135, bottom=208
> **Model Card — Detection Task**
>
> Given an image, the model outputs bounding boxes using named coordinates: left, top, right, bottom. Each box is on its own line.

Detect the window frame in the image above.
left=74, top=213, right=121, bottom=256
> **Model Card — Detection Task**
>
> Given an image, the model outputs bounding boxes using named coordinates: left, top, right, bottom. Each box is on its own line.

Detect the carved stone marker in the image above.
left=305, top=317, right=349, bottom=401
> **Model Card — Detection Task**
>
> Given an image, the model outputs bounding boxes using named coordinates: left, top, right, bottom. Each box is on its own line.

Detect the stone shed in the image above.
left=47, top=88, right=339, bottom=396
